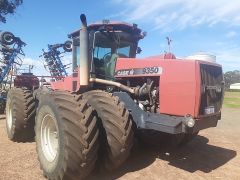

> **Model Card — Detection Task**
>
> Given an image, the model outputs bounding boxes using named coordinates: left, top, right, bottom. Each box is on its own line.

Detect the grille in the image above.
left=199, top=64, right=224, bottom=115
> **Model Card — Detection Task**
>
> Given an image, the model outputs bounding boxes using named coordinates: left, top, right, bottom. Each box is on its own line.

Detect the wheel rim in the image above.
left=4, top=35, right=12, bottom=43
left=6, top=104, right=13, bottom=130
left=41, top=114, right=59, bottom=162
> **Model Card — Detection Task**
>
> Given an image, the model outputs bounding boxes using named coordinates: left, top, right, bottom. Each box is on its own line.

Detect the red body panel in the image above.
left=115, top=57, right=221, bottom=118
left=51, top=72, right=80, bottom=91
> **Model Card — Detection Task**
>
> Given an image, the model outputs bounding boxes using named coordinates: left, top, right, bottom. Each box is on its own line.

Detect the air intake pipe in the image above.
left=79, top=14, right=89, bottom=87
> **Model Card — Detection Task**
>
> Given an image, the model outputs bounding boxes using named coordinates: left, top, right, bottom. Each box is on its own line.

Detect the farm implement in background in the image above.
left=0, top=31, right=26, bottom=83
left=0, top=31, right=26, bottom=113
left=39, top=41, right=72, bottom=81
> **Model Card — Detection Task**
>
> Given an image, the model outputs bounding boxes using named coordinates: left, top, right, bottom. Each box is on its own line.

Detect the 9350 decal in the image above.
left=115, top=67, right=163, bottom=76
left=143, top=67, right=161, bottom=74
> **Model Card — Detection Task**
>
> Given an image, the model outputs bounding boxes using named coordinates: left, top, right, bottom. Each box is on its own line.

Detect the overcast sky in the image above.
left=1, top=0, right=240, bottom=75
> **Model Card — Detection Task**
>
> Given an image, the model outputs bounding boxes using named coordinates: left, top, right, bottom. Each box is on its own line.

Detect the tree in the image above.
left=0, top=0, right=23, bottom=23
left=224, top=70, right=240, bottom=89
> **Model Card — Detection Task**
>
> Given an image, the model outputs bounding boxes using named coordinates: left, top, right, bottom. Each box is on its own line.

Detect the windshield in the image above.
left=71, top=31, right=137, bottom=78
left=91, top=31, right=137, bottom=79
left=92, top=31, right=135, bottom=58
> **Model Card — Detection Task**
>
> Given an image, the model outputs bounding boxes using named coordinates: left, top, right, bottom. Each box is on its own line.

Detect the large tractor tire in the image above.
left=35, top=91, right=99, bottom=180
left=83, top=90, right=134, bottom=171
left=6, top=88, right=36, bottom=142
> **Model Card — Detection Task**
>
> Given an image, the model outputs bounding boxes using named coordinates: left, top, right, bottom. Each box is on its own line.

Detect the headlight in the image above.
left=184, top=114, right=195, bottom=128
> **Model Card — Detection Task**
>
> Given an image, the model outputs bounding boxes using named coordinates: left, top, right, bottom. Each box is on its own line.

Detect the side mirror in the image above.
left=73, top=38, right=80, bottom=46
left=136, top=47, right=142, bottom=54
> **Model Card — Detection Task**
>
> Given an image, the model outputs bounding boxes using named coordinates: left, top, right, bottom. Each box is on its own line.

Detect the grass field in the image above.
left=224, top=91, right=240, bottom=108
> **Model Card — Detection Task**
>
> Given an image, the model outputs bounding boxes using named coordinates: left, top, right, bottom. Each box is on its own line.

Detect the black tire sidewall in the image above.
left=6, top=90, right=18, bottom=139
left=83, top=91, right=133, bottom=170
left=5, top=88, right=36, bottom=142
left=35, top=95, right=65, bottom=178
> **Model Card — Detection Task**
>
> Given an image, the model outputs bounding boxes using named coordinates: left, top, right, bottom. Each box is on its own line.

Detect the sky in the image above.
left=1, top=0, right=240, bottom=75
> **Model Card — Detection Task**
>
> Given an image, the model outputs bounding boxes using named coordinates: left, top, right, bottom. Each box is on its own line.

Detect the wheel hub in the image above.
left=40, top=114, right=59, bottom=162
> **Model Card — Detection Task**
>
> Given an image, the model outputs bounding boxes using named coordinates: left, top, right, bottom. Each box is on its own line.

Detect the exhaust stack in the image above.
left=79, top=14, right=89, bottom=87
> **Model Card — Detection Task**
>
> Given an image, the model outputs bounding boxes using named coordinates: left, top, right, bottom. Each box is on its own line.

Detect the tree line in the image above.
left=224, top=70, right=240, bottom=89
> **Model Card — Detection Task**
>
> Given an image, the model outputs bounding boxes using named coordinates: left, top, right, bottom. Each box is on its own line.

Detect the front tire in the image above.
left=6, top=88, right=36, bottom=142
left=83, top=90, right=134, bottom=170
left=35, top=91, right=99, bottom=180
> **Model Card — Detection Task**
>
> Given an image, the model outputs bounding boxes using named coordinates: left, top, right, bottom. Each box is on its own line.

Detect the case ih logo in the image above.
left=115, top=67, right=163, bottom=76
left=116, top=69, right=134, bottom=76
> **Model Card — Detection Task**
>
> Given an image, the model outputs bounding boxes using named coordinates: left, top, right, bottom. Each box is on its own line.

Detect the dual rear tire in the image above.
left=35, top=91, right=99, bottom=180
left=83, top=90, right=134, bottom=170
left=6, top=88, right=36, bottom=142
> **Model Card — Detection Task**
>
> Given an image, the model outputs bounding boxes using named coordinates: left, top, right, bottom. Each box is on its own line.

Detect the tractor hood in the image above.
left=115, top=57, right=222, bottom=118
left=114, top=57, right=221, bottom=78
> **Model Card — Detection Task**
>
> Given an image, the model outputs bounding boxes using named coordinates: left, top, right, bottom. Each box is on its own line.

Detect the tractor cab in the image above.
left=69, top=21, right=144, bottom=80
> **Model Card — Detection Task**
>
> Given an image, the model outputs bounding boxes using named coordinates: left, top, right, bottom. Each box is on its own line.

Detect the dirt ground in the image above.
left=0, top=106, right=239, bottom=180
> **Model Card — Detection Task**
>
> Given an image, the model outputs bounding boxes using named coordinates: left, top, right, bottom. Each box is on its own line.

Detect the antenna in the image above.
left=166, top=37, right=172, bottom=53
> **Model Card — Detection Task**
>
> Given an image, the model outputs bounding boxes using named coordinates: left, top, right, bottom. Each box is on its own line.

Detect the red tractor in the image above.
left=5, top=14, right=224, bottom=179
left=14, top=72, right=39, bottom=89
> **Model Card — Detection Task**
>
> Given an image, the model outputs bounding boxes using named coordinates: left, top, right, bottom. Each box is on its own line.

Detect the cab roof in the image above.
left=69, top=20, right=142, bottom=38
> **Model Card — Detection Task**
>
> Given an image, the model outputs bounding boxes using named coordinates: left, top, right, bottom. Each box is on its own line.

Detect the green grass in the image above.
left=224, top=91, right=240, bottom=108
